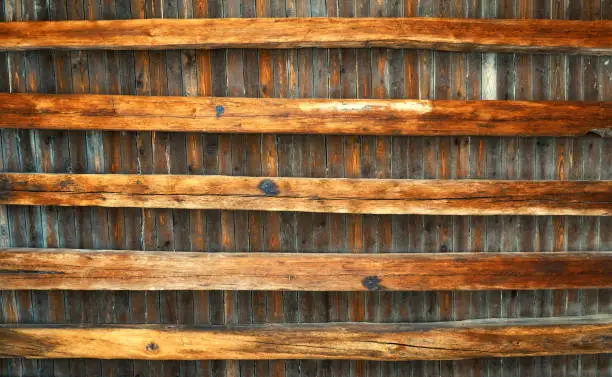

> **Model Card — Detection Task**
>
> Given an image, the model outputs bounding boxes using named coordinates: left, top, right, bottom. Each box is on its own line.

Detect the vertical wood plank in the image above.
left=0, top=6, right=19, bottom=376
left=204, top=3, right=227, bottom=377
left=599, top=7, right=612, bottom=377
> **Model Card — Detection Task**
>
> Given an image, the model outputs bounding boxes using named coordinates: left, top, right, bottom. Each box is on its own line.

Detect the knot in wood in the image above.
left=145, top=342, right=159, bottom=352
left=215, top=105, right=225, bottom=118
left=258, top=179, right=280, bottom=196
left=362, top=276, right=381, bottom=291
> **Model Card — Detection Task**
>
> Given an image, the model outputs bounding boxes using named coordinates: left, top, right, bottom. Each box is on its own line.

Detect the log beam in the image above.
left=0, top=18, right=611, bottom=54
left=1, top=93, right=609, bottom=136
left=1, top=316, right=610, bottom=360
left=0, top=173, right=610, bottom=216
left=0, top=248, right=610, bottom=291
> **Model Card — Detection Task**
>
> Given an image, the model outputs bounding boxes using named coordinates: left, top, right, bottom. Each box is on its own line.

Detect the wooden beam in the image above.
left=1, top=316, right=610, bottom=360
left=1, top=173, right=610, bottom=215
left=1, top=93, right=610, bottom=136
left=1, top=248, right=611, bottom=291
left=0, top=18, right=611, bottom=54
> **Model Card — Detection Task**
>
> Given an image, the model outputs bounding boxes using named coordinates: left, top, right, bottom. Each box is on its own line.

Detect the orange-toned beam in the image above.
left=1, top=316, right=611, bottom=360
left=0, top=18, right=611, bottom=54
left=1, top=93, right=610, bottom=136
left=1, top=248, right=611, bottom=291
left=1, top=173, right=611, bottom=216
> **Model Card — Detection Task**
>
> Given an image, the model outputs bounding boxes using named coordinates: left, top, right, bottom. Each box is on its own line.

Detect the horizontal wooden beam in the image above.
left=1, top=173, right=611, bottom=215
left=1, top=248, right=610, bottom=291
left=1, top=18, right=611, bottom=54
left=1, top=316, right=610, bottom=360
left=1, top=93, right=610, bottom=136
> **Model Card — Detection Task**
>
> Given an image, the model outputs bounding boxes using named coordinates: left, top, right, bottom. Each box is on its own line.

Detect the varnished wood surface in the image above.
left=1, top=316, right=610, bottom=360
left=1, top=18, right=611, bottom=54
left=1, top=173, right=611, bottom=215
left=1, top=248, right=611, bottom=291
left=1, top=93, right=610, bottom=136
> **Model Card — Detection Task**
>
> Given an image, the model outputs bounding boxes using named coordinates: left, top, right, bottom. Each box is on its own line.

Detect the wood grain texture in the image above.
left=1, top=93, right=610, bottom=136
left=0, top=18, right=611, bottom=54
left=0, top=173, right=611, bottom=216
left=0, top=316, right=610, bottom=360
left=1, top=248, right=611, bottom=291
left=0, top=0, right=608, bottom=376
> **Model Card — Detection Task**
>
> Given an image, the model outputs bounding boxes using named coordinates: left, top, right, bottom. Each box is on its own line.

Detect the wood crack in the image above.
left=360, top=340, right=494, bottom=354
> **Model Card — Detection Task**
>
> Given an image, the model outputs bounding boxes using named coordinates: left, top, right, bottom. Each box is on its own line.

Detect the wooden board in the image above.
left=1, top=173, right=610, bottom=215
left=1, top=248, right=611, bottom=291
left=1, top=316, right=610, bottom=360
left=1, top=93, right=610, bottom=136
left=0, top=18, right=611, bottom=54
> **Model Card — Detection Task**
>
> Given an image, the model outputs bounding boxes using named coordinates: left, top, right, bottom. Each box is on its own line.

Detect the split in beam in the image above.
left=1, top=248, right=611, bottom=291
left=1, top=18, right=611, bottom=54
left=1, top=173, right=611, bottom=216
left=1, top=316, right=610, bottom=360
left=2, top=93, right=610, bottom=137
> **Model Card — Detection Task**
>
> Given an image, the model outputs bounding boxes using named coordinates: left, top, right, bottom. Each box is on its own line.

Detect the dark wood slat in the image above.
left=0, top=248, right=611, bottom=291
left=1, top=93, right=610, bottom=136
left=1, top=18, right=611, bottom=54
left=0, top=173, right=611, bottom=215
left=0, top=316, right=610, bottom=360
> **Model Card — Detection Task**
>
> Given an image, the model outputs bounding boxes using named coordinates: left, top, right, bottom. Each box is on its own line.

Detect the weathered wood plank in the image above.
left=0, top=316, right=610, bottom=360
left=0, top=173, right=610, bottom=215
left=1, top=18, right=611, bottom=54
left=0, top=248, right=611, bottom=291
left=1, top=93, right=610, bottom=136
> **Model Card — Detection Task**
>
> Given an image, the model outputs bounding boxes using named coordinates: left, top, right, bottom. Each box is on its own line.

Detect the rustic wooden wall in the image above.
left=0, top=0, right=611, bottom=376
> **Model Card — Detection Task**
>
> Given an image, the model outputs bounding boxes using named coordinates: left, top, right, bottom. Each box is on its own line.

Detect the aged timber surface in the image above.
left=0, top=316, right=610, bottom=360
left=1, top=93, right=610, bottom=136
left=0, top=173, right=611, bottom=215
left=1, top=248, right=611, bottom=291
left=0, top=18, right=611, bottom=54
